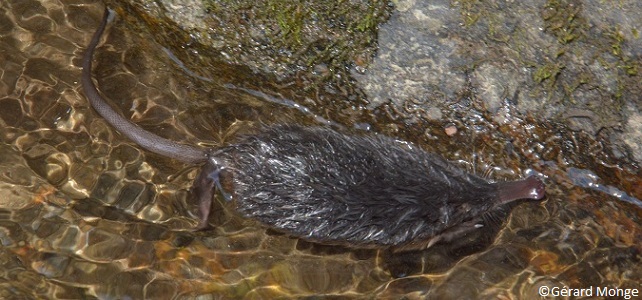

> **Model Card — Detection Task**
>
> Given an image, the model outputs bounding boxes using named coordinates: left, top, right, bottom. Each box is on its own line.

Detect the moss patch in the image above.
left=203, top=0, right=392, bottom=79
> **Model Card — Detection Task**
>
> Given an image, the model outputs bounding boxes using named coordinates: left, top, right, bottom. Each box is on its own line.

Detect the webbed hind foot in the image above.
left=191, top=163, right=229, bottom=230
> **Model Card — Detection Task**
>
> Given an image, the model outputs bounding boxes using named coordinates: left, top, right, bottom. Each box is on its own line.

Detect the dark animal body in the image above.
left=82, top=9, right=545, bottom=251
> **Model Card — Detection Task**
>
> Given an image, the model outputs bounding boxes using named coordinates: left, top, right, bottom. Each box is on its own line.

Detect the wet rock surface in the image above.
left=354, top=0, right=641, bottom=162
left=121, top=0, right=391, bottom=80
